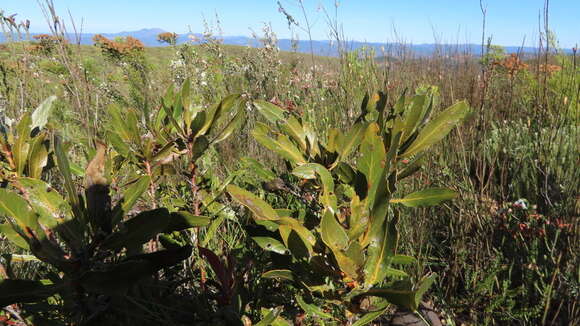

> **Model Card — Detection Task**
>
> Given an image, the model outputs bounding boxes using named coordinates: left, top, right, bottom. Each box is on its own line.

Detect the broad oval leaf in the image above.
left=18, top=178, right=72, bottom=227
left=296, top=295, right=333, bottom=319
left=261, top=269, right=294, bottom=281
left=0, top=189, right=38, bottom=233
left=252, top=123, right=306, bottom=165
left=351, top=301, right=390, bottom=326
left=255, top=306, right=284, bottom=326
left=320, top=209, right=349, bottom=251
left=26, top=133, right=48, bottom=179
left=102, top=208, right=171, bottom=251
left=390, top=188, right=457, bottom=207
left=252, top=236, right=289, bottom=255
left=0, top=223, right=29, bottom=249
left=31, top=95, right=57, bottom=131
left=391, top=255, right=417, bottom=265
left=227, top=185, right=279, bottom=221
left=54, top=135, right=81, bottom=211
left=111, top=175, right=151, bottom=227
left=165, top=211, right=210, bottom=232
left=253, top=100, right=286, bottom=124
left=241, top=157, right=276, bottom=181
left=401, top=101, right=470, bottom=157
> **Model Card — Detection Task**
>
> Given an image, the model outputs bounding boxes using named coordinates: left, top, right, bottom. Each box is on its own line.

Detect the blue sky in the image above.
left=1, top=1, right=578, bottom=47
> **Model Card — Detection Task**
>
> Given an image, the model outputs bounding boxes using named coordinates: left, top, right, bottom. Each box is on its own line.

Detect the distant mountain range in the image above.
left=1, top=28, right=573, bottom=57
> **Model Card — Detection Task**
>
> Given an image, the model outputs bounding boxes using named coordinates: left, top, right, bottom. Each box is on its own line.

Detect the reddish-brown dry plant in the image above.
left=29, top=34, right=68, bottom=54
left=157, top=32, right=178, bottom=45
left=492, top=53, right=529, bottom=77
left=93, top=34, right=144, bottom=61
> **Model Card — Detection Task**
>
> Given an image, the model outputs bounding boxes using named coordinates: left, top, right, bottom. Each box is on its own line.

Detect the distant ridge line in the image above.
left=1, top=28, right=573, bottom=57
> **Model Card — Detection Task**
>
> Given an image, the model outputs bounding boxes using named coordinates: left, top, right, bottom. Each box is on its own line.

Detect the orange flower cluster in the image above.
left=157, top=32, right=178, bottom=45
left=93, top=34, right=144, bottom=60
left=492, top=54, right=528, bottom=77
left=496, top=205, right=572, bottom=240
left=538, top=63, right=562, bottom=74
left=28, top=34, right=67, bottom=54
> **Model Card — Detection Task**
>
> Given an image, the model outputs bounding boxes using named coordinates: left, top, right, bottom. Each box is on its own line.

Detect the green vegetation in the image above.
left=0, top=9, right=578, bottom=326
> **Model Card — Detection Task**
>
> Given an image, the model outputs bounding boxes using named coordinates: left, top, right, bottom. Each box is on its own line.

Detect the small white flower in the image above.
left=514, top=199, right=528, bottom=210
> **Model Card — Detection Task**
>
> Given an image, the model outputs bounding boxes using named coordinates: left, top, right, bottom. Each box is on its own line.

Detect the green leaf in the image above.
left=292, top=163, right=336, bottom=209
left=190, top=111, right=206, bottom=137
left=359, top=288, right=416, bottom=310
left=241, top=157, right=276, bottom=181
left=393, top=90, right=408, bottom=115
left=333, top=242, right=364, bottom=280
left=279, top=226, right=311, bottom=259
left=191, top=135, right=209, bottom=160
left=53, top=135, right=81, bottom=211
left=296, top=295, right=333, bottom=319
left=102, top=208, right=170, bottom=251
left=0, top=279, right=60, bottom=306
left=0, top=223, right=29, bottom=249
left=384, top=267, right=408, bottom=277
left=414, top=273, right=437, bottom=307
left=252, top=237, right=289, bottom=255
left=320, top=209, right=349, bottom=251
left=252, top=123, right=306, bottom=165
left=201, top=215, right=225, bottom=246
left=276, top=133, right=307, bottom=165
left=254, top=100, right=286, bottom=124
left=361, top=274, right=436, bottom=311
left=0, top=189, right=38, bottom=234
left=200, top=94, right=240, bottom=136
left=302, top=123, right=320, bottom=157
left=401, top=101, right=470, bottom=157
left=351, top=301, right=390, bottom=326
left=261, top=269, right=294, bottom=281
left=212, top=106, right=246, bottom=144
left=347, top=195, right=369, bottom=240
left=165, top=211, right=210, bottom=232
left=391, top=255, right=417, bottom=265
left=357, top=123, right=386, bottom=208
left=278, top=217, right=316, bottom=247
left=3, top=254, right=40, bottom=263
left=227, top=185, right=279, bottom=221
left=339, top=122, right=368, bottom=160
left=124, top=109, right=141, bottom=145
left=107, top=104, right=133, bottom=143
left=27, top=133, right=48, bottom=179
left=180, top=78, right=192, bottom=111
left=292, top=163, right=334, bottom=194
left=397, top=154, right=424, bottom=180
left=390, top=188, right=457, bottom=207
left=151, top=141, right=176, bottom=166
left=364, top=219, right=396, bottom=286
left=401, top=95, right=427, bottom=141
left=280, top=115, right=307, bottom=151
left=31, top=95, right=57, bottom=130
left=255, top=306, right=284, bottom=326
left=107, top=131, right=131, bottom=157
left=326, top=128, right=342, bottom=153
left=112, top=176, right=151, bottom=227
left=13, top=113, right=32, bottom=176
left=17, top=178, right=72, bottom=228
